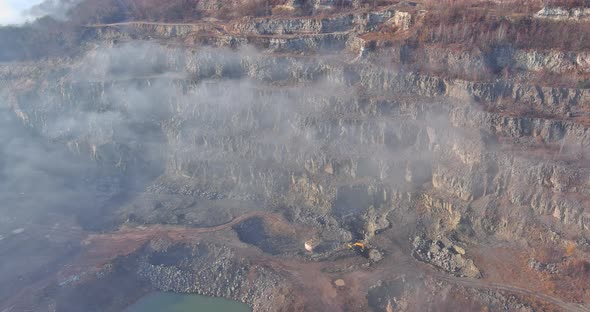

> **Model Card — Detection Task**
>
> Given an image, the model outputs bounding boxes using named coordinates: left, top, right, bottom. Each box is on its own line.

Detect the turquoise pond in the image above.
left=124, top=292, right=251, bottom=312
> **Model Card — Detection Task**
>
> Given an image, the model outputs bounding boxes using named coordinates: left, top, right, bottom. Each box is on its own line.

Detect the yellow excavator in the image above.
left=346, top=241, right=366, bottom=251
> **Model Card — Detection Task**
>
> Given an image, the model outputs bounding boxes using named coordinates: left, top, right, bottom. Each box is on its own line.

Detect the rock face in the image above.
left=1, top=1, right=590, bottom=311
left=536, top=7, right=590, bottom=21
left=136, top=241, right=292, bottom=310
left=528, top=259, right=559, bottom=274
left=412, top=237, right=481, bottom=278
left=367, top=248, right=384, bottom=262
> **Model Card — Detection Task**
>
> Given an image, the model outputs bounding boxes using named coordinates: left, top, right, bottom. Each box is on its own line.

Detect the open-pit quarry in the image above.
left=0, top=0, right=589, bottom=311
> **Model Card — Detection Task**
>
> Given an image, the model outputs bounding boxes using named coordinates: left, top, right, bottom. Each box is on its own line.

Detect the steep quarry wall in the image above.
left=1, top=2, right=590, bottom=311
left=5, top=43, right=590, bottom=236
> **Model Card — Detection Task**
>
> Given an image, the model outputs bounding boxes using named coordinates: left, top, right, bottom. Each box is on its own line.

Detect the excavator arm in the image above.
left=346, top=242, right=366, bottom=250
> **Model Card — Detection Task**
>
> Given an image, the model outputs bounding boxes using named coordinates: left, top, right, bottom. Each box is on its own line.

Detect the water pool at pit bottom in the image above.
left=124, top=292, right=251, bottom=312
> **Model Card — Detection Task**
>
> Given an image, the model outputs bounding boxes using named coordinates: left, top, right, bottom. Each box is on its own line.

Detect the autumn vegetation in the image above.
left=2, top=0, right=590, bottom=86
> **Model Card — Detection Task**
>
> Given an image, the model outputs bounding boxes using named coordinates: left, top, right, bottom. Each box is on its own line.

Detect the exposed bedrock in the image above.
left=3, top=1, right=590, bottom=310
left=136, top=241, right=292, bottom=310
left=6, top=49, right=590, bottom=236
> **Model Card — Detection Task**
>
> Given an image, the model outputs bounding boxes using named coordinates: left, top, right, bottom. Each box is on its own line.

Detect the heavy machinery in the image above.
left=346, top=241, right=383, bottom=261
left=346, top=241, right=366, bottom=251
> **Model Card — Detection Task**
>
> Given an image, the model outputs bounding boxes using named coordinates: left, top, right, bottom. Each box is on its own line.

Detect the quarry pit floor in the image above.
left=0, top=212, right=588, bottom=312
